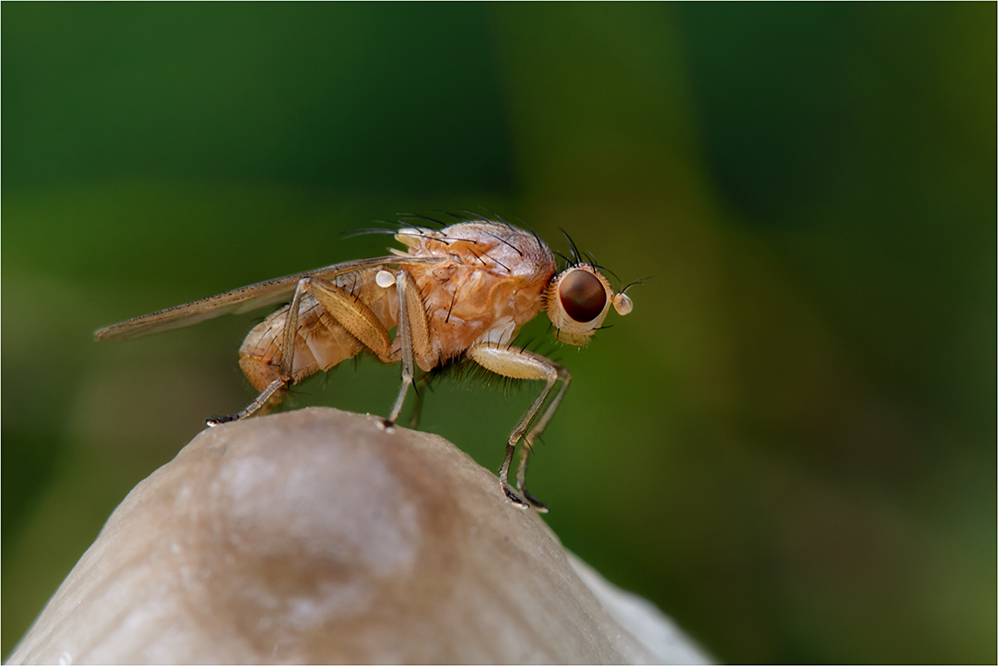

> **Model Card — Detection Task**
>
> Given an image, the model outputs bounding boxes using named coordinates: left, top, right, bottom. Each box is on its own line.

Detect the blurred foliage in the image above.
left=2, top=4, right=994, bottom=662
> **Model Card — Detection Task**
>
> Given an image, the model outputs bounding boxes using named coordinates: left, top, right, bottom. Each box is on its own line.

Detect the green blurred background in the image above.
left=3, top=4, right=994, bottom=662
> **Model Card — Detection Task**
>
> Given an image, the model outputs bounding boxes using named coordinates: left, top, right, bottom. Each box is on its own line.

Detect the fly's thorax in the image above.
left=396, top=221, right=557, bottom=367
left=544, top=264, right=633, bottom=346
left=408, top=260, right=556, bottom=369
left=395, top=221, right=555, bottom=284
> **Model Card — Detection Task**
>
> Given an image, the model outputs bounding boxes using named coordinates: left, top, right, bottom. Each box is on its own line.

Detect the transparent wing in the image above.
left=95, top=255, right=443, bottom=342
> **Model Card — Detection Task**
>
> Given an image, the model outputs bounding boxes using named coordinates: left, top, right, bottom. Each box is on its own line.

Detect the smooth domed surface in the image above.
left=7, top=408, right=709, bottom=665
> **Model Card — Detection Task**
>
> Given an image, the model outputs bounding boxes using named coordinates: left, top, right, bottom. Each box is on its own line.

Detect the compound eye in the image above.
left=558, top=270, right=608, bottom=323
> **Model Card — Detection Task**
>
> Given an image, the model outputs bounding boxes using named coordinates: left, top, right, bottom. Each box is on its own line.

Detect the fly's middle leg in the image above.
left=385, top=270, right=430, bottom=428
left=465, top=343, right=571, bottom=511
left=409, top=372, right=434, bottom=429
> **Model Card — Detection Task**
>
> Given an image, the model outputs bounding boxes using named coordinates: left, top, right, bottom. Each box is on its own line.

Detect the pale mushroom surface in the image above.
left=7, top=408, right=709, bottom=665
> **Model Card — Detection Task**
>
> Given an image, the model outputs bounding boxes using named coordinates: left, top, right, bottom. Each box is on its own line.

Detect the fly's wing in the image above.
left=94, top=255, right=444, bottom=342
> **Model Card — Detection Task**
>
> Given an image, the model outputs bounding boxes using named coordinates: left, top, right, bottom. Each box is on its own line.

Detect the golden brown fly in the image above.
left=95, top=216, right=634, bottom=510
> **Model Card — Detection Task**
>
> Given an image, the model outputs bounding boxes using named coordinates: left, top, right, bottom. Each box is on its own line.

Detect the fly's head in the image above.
left=544, top=265, right=633, bottom=345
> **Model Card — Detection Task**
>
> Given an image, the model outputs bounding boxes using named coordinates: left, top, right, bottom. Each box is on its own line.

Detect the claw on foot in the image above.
left=501, top=482, right=531, bottom=510
left=522, top=489, right=549, bottom=513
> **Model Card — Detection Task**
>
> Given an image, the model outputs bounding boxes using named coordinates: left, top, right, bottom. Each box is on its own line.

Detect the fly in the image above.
left=95, top=216, right=634, bottom=510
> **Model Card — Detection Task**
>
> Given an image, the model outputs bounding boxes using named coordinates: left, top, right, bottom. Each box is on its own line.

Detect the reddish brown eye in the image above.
left=558, top=270, right=607, bottom=322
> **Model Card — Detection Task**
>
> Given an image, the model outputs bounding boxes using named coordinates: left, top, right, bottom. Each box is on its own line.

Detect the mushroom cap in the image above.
left=6, top=408, right=709, bottom=665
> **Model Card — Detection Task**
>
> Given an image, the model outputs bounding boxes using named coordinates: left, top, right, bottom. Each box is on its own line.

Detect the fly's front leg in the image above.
left=208, top=277, right=309, bottom=426
left=515, top=361, right=572, bottom=513
left=465, top=343, right=571, bottom=511
left=385, top=270, right=430, bottom=428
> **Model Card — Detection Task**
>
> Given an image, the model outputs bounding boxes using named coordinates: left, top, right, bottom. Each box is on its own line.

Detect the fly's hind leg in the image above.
left=465, top=343, right=571, bottom=511
left=207, top=277, right=311, bottom=427
left=209, top=272, right=396, bottom=427
left=206, top=375, right=288, bottom=426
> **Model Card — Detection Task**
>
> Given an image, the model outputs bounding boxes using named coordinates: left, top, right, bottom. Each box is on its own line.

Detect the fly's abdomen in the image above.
left=238, top=271, right=399, bottom=392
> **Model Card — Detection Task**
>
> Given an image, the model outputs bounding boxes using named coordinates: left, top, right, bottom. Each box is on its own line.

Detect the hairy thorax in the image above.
left=396, top=222, right=557, bottom=371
